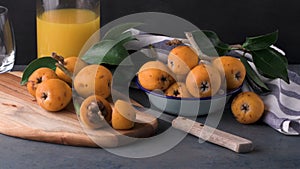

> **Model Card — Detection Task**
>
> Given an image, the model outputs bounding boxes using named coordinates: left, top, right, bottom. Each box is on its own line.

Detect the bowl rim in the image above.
left=135, top=77, right=242, bottom=101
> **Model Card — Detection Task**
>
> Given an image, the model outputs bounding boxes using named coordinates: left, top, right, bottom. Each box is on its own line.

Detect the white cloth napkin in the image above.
left=262, top=70, right=300, bottom=135
left=127, top=29, right=300, bottom=135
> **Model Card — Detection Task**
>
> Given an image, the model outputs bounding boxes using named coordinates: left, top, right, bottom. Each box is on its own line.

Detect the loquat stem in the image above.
left=55, top=63, right=73, bottom=80
left=51, top=52, right=65, bottom=65
left=51, top=52, right=74, bottom=80
left=229, top=44, right=243, bottom=50
left=166, top=39, right=183, bottom=46
left=184, top=32, right=214, bottom=61
left=148, top=44, right=159, bottom=60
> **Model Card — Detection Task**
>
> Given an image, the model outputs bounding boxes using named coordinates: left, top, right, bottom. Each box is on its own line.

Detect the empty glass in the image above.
left=0, top=6, right=15, bottom=73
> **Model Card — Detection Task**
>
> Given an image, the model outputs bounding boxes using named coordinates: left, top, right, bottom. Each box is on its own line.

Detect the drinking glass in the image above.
left=0, top=6, right=15, bottom=73
left=36, top=0, right=100, bottom=58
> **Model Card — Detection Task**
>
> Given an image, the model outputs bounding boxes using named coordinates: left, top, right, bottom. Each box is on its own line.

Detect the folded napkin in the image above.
left=261, top=70, right=300, bottom=135
left=128, top=29, right=300, bottom=135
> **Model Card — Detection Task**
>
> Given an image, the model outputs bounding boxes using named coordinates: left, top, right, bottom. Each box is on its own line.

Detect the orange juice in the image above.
left=37, top=9, right=100, bottom=58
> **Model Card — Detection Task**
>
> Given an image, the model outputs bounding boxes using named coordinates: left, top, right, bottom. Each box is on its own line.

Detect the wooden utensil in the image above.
left=133, top=105, right=253, bottom=153
left=172, top=117, right=253, bottom=153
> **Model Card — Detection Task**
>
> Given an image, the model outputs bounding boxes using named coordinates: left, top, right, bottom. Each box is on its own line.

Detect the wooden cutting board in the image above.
left=0, top=72, right=158, bottom=147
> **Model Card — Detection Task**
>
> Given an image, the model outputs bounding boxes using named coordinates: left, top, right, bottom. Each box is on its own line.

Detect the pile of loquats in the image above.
left=137, top=45, right=265, bottom=124
left=26, top=55, right=136, bottom=130
left=26, top=43, right=265, bottom=127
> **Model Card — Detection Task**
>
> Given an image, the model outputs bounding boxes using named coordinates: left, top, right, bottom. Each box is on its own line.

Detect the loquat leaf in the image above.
left=242, top=30, right=278, bottom=51
left=20, top=57, right=57, bottom=85
left=252, top=47, right=289, bottom=83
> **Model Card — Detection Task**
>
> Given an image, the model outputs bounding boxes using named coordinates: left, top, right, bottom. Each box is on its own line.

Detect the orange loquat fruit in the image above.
left=231, top=91, right=264, bottom=124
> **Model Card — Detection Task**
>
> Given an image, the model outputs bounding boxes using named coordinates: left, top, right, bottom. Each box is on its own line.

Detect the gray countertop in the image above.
left=0, top=65, right=299, bottom=169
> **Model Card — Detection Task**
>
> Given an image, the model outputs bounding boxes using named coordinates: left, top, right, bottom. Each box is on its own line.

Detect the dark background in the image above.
left=0, top=0, right=299, bottom=65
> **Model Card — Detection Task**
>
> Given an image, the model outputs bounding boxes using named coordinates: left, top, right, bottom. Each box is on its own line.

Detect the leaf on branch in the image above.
left=240, top=56, right=270, bottom=91
left=21, top=57, right=57, bottom=85
left=245, top=75, right=270, bottom=94
left=191, top=30, right=230, bottom=56
left=80, top=23, right=142, bottom=65
left=251, top=47, right=289, bottom=83
left=242, top=30, right=278, bottom=51
left=81, top=31, right=136, bottom=65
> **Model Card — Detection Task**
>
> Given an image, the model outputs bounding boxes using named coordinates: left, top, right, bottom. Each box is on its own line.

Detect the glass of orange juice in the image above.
left=36, top=0, right=100, bottom=58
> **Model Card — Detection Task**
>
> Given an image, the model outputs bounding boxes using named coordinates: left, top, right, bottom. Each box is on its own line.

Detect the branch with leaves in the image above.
left=190, top=30, right=289, bottom=93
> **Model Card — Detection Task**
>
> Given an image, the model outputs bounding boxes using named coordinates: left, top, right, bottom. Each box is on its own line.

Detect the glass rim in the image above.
left=0, top=6, right=8, bottom=16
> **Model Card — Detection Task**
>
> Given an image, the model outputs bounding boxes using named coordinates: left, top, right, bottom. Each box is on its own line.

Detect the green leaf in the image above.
left=252, top=48, right=289, bottom=83
left=197, top=30, right=230, bottom=56
left=81, top=23, right=142, bottom=65
left=81, top=32, right=135, bottom=65
left=245, top=75, right=270, bottom=94
left=103, top=22, right=143, bottom=40
left=20, top=57, right=57, bottom=85
left=242, top=30, right=278, bottom=51
left=240, top=56, right=270, bottom=91
left=272, top=47, right=288, bottom=67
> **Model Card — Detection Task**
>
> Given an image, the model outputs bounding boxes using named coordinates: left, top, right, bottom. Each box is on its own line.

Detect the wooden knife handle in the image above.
left=172, top=116, right=253, bottom=153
